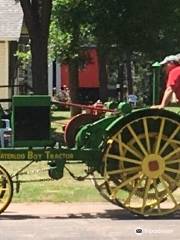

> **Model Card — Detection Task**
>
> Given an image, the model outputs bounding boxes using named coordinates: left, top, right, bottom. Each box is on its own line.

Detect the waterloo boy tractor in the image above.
left=0, top=76, right=180, bottom=217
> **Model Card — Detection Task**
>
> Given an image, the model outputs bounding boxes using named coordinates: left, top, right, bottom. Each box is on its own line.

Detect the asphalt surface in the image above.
left=0, top=202, right=179, bottom=240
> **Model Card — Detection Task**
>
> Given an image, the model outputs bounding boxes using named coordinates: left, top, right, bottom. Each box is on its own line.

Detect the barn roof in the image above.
left=0, top=0, right=23, bottom=41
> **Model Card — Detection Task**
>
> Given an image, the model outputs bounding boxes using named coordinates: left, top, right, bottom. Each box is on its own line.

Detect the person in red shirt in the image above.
left=152, top=54, right=180, bottom=108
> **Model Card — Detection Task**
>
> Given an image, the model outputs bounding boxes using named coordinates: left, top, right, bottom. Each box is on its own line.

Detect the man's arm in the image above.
left=151, top=86, right=173, bottom=109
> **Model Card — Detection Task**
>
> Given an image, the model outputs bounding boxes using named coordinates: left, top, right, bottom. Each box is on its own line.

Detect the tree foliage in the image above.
left=49, top=0, right=93, bottom=61
left=18, top=0, right=180, bottom=102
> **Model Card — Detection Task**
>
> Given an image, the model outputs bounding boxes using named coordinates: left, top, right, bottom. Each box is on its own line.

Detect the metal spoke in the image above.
left=113, top=138, right=143, bottom=160
left=106, top=139, right=114, bottom=151
left=127, top=125, right=148, bottom=156
left=160, top=126, right=180, bottom=155
left=155, top=119, right=165, bottom=154
left=122, top=142, right=143, bottom=160
left=159, top=176, right=178, bottom=206
left=107, top=166, right=141, bottom=175
left=143, top=118, right=151, bottom=153
left=146, top=179, right=161, bottom=214
left=164, top=148, right=180, bottom=161
left=168, top=139, right=180, bottom=145
left=163, top=173, right=177, bottom=186
left=141, top=178, right=151, bottom=213
left=117, top=134, right=124, bottom=156
left=165, top=167, right=180, bottom=174
left=110, top=172, right=142, bottom=198
left=166, top=159, right=180, bottom=164
left=106, top=153, right=141, bottom=165
left=124, top=175, right=146, bottom=205
left=153, top=179, right=161, bottom=212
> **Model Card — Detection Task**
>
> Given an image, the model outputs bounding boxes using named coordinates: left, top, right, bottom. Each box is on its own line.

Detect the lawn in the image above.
left=10, top=162, right=104, bottom=203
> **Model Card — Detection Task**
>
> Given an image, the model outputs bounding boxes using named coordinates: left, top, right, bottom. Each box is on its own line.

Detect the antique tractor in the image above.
left=0, top=93, right=179, bottom=217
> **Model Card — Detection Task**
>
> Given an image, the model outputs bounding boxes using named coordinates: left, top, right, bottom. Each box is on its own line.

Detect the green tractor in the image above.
left=0, top=65, right=179, bottom=217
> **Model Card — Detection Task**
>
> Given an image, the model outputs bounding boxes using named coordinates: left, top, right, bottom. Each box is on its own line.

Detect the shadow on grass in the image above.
left=2, top=209, right=180, bottom=221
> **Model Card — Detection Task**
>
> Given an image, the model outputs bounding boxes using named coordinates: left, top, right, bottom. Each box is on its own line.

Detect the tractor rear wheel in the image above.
left=0, top=165, right=13, bottom=214
left=102, top=109, right=180, bottom=216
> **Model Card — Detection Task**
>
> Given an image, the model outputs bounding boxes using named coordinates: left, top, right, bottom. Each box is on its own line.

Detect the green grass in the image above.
left=51, top=110, right=70, bottom=133
left=2, top=160, right=104, bottom=203
left=12, top=168, right=104, bottom=203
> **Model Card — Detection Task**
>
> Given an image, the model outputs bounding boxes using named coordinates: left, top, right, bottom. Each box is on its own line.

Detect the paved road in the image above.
left=0, top=202, right=179, bottom=240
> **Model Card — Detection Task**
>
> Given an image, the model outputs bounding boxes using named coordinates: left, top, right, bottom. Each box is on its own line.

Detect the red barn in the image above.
left=60, top=48, right=100, bottom=103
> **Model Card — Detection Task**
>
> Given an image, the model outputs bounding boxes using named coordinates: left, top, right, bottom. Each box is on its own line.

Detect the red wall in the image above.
left=60, top=48, right=99, bottom=88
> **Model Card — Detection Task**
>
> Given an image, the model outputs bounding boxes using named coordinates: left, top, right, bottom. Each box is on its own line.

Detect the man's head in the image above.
left=160, top=54, right=180, bottom=75
left=160, top=54, right=180, bottom=65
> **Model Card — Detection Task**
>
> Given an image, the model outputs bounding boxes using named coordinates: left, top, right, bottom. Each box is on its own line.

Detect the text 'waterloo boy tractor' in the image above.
left=0, top=68, right=180, bottom=217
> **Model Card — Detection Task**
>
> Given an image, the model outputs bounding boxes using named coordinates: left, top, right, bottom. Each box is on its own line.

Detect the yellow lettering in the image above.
left=27, top=151, right=34, bottom=160
left=27, top=151, right=42, bottom=160
left=0, top=153, right=25, bottom=160
left=45, top=151, right=50, bottom=159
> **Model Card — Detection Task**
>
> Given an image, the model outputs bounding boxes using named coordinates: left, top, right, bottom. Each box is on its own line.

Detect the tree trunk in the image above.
left=67, top=22, right=81, bottom=116
left=97, top=45, right=108, bottom=102
left=31, top=36, right=48, bottom=94
left=117, top=63, right=125, bottom=101
left=9, top=41, right=18, bottom=96
left=126, top=52, right=133, bottom=95
left=19, top=0, right=52, bottom=95
left=69, top=60, right=81, bottom=117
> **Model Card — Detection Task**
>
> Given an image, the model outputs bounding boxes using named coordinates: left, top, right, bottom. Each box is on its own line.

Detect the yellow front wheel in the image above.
left=103, top=109, right=180, bottom=216
left=0, top=165, right=13, bottom=214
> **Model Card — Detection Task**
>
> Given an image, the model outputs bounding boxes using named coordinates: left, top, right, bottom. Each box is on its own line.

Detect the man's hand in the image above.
left=150, top=104, right=164, bottom=109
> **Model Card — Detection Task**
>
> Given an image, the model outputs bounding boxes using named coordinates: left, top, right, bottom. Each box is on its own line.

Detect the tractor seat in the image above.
left=0, top=119, right=12, bottom=147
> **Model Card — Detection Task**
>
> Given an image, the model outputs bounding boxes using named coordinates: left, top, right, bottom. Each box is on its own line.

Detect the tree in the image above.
left=88, top=0, right=121, bottom=101
left=50, top=0, right=93, bottom=115
left=17, top=0, right=53, bottom=94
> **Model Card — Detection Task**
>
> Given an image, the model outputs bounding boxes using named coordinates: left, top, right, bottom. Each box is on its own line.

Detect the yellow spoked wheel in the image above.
left=103, top=109, right=180, bottom=216
left=0, top=165, right=13, bottom=214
